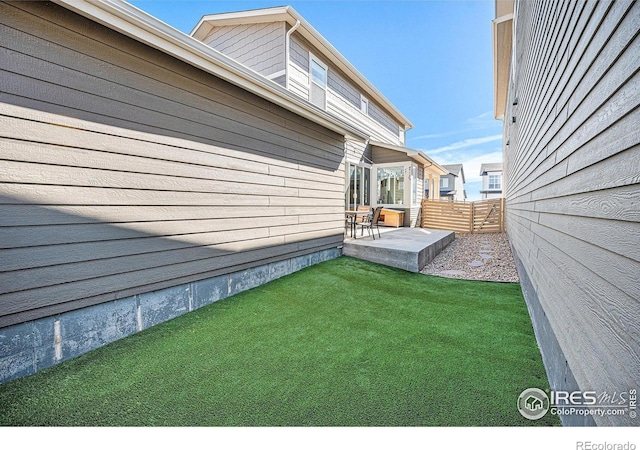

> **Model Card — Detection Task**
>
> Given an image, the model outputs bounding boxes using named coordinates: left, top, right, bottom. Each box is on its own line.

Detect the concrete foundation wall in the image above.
left=0, top=248, right=341, bottom=385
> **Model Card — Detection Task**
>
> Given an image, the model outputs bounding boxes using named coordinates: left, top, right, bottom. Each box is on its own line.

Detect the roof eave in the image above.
left=191, top=5, right=413, bottom=130
left=492, top=7, right=514, bottom=120
left=190, top=6, right=291, bottom=40
left=53, top=0, right=367, bottom=141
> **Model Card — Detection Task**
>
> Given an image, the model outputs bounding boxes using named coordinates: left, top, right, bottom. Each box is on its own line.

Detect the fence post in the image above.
left=469, top=202, right=474, bottom=233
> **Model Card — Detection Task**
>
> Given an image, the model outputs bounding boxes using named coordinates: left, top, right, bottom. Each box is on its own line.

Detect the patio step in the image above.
left=342, top=228, right=455, bottom=273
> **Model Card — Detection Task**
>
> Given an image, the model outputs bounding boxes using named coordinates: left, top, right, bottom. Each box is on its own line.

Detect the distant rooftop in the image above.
left=442, top=163, right=466, bottom=183
left=442, top=163, right=462, bottom=174
left=479, top=163, right=502, bottom=175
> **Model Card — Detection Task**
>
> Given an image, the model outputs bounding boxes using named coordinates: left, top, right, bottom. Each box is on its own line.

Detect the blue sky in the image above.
left=129, top=0, right=504, bottom=200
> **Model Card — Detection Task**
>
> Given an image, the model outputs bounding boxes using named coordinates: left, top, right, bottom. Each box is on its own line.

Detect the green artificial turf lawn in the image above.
left=0, top=257, right=559, bottom=426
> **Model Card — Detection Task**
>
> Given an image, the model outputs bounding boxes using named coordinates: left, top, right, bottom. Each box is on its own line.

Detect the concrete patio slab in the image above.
left=342, top=227, right=455, bottom=273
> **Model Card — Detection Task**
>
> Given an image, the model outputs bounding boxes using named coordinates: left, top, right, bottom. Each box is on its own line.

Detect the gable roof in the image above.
left=442, top=164, right=466, bottom=183
left=53, top=0, right=366, bottom=141
left=479, top=162, right=503, bottom=175
left=190, top=5, right=413, bottom=130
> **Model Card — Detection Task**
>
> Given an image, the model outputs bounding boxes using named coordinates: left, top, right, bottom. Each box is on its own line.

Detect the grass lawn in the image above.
left=0, top=257, right=559, bottom=426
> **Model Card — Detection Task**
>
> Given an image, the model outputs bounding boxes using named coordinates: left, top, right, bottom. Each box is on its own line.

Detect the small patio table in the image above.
left=345, top=210, right=371, bottom=239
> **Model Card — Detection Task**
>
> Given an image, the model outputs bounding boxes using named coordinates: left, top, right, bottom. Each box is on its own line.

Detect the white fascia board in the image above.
left=190, top=5, right=413, bottom=130
left=52, top=0, right=367, bottom=142
left=285, top=7, right=413, bottom=130
left=190, top=6, right=291, bottom=38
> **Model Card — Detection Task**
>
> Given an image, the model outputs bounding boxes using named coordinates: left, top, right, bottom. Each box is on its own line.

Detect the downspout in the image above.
left=285, top=20, right=301, bottom=90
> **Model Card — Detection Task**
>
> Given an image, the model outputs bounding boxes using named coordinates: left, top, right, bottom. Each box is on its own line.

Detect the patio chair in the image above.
left=345, top=205, right=370, bottom=238
left=355, top=205, right=371, bottom=224
left=345, top=214, right=353, bottom=236
left=358, top=206, right=383, bottom=240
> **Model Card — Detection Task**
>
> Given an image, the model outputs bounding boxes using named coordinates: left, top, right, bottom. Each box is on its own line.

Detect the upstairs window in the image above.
left=360, top=96, right=369, bottom=115
left=311, top=59, right=327, bottom=88
left=488, top=174, right=501, bottom=190
left=440, top=177, right=449, bottom=188
left=309, top=54, right=327, bottom=109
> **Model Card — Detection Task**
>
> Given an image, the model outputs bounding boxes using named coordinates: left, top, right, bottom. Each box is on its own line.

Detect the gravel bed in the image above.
left=421, top=232, right=520, bottom=283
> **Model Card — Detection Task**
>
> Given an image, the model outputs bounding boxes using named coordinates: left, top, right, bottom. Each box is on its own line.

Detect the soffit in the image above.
left=370, top=141, right=448, bottom=176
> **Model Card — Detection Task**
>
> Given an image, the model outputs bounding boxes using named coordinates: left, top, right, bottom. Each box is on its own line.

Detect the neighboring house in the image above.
left=438, top=164, right=466, bottom=202
left=0, top=1, right=445, bottom=384
left=479, top=163, right=503, bottom=199
left=493, top=0, right=639, bottom=426
left=191, top=6, right=448, bottom=226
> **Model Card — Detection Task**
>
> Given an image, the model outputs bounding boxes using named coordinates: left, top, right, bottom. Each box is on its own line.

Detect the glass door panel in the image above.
left=346, top=164, right=370, bottom=210
left=363, top=168, right=370, bottom=206
left=348, top=165, right=356, bottom=210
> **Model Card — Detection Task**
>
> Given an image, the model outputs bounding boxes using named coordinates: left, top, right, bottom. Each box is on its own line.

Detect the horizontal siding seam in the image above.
left=0, top=22, right=338, bottom=148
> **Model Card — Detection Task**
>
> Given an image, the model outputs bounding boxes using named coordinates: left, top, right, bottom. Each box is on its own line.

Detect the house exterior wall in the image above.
left=345, top=139, right=371, bottom=166
left=201, top=22, right=287, bottom=82
left=439, top=165, right=465, bottom=202
left=0, top=1, right=346, bottom=381
left=442, top=174, right=456, bottom=190
left=288, top=35, right=311, bottom=98
left=480, top=170, right=503, bottom=199
left=502, top=0, right=639, bottom=426
left=197, top=24, right=405, bottom=147
left=289, top=34, right=404, bottom=146
left=439, top=173, right=456, bottom=200
left=190, top=13, right=414, bottom=215
left=453, top=173, right=466, bottom=202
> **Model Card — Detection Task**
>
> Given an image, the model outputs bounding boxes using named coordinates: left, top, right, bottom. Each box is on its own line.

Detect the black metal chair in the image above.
left=358, top=206, right=383, bottom=239
left=345, top=214, right=354, bottom=236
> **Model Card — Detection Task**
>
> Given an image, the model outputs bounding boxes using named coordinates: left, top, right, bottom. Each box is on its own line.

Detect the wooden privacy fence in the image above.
left=421, top=198, right=505, bottom=233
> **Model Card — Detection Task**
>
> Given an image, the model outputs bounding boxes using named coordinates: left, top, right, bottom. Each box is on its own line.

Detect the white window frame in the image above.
left=411, top=164, right=418, bottom=206
left=309, top=52, right=328, bottom=109
left=373, top=162, right=420, bottom=208
left=360, top=95, right=369, bottom=115
left=345, top=162, right=372, bottom=210
left=488, top=174, right=501, bottom=190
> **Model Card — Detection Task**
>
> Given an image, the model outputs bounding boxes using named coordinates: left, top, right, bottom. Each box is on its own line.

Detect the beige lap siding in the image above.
left=0, top=2, right=346, bottom=328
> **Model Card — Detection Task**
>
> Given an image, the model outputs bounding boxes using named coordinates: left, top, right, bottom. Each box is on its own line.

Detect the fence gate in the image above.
left=421, top=198, right=505, bottom=233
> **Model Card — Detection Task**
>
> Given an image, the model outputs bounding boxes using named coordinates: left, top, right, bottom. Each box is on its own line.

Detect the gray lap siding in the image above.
left=0, top=2, right=346, bottom=328
left=503, top=0, right=639, bottom=426
left=202, top=22, right=286, bottom=79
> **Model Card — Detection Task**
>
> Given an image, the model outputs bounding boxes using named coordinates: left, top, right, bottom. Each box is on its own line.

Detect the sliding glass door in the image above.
left=346, top=163, right=371, bottom=210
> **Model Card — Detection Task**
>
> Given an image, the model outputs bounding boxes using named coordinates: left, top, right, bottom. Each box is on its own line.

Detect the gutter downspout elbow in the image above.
left=285, top=20, right=301, bottom=90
